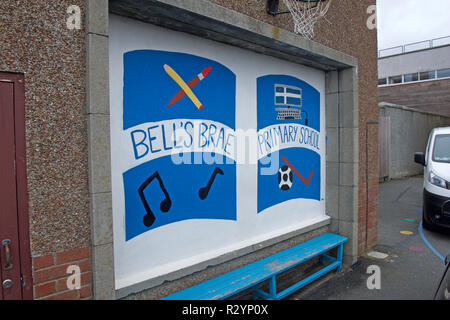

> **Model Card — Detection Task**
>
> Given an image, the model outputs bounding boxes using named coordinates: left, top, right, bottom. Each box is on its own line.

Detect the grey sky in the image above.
left=377, top=0, right=450, bottom=50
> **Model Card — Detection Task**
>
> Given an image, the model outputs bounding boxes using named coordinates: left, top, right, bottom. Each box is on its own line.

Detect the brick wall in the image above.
left=379, top=79, right=450, bottom=117
left=358, top=180, right=379, bottom=255
left=32, top=247, right=92, bottom=300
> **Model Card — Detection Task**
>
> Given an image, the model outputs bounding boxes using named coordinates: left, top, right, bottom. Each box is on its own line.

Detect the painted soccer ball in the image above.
left=278, top=165, right=293, bottom=191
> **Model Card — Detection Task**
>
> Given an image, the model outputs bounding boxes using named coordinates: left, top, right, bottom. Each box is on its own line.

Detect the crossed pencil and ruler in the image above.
left=164, top=64, right=211, bottom=110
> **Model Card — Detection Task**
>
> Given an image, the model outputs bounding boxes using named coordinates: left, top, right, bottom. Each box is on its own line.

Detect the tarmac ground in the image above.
left=289, top=176, right=450, bottom=300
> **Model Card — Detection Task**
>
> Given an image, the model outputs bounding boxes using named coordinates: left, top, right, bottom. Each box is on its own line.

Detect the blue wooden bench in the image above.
left=162, top=233, right=347, bottom=300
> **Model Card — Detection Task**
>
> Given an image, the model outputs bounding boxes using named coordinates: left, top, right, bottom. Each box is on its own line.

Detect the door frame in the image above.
left=0, top=72, right=33, bottom=300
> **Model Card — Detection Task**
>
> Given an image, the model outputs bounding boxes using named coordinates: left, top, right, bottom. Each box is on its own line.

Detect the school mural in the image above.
left=119, top=52, right=322, bottom=240
left=257, top=75, right=321, bottom=213
left=109, top=17, right=328, bottom=290
left=122, top=50, right=237, bottom=241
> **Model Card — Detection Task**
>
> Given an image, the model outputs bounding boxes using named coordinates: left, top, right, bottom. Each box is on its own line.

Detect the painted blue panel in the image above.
left=257, top=75, right=319, bottom=131
left=122, top=50, right=237, bottom=240
left=124, top=153, right=236, bottom=241
left=258, top=149, right=321, bottom=213
left=257, top=75, right=321, bottom=214
left=286, top=97, right=302, bottom=106
left=286, top=87, right=301, bottom=95
left=275, top=96, right=285, bottom=104
left=123, top=50, right=236, bottom=130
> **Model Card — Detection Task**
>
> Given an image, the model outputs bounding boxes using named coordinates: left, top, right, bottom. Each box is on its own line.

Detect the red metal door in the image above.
left=0, top=74, right=32, bottom=300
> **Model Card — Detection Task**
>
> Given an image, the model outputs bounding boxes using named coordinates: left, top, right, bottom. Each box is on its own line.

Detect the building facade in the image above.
left=378, top=38, right=450, bottom=116
left=0, top=0, right=378, bottom=300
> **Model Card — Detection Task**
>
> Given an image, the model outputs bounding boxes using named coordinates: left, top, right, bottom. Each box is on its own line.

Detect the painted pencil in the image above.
left=167, top=66, right=212, bottom=108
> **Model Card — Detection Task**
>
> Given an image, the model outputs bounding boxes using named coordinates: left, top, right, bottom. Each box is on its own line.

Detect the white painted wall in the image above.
left=109, top=14, right=327, bottom=290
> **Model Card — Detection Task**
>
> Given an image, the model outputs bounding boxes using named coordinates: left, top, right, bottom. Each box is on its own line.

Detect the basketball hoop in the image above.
left=268, top=0, right=331, bottom=40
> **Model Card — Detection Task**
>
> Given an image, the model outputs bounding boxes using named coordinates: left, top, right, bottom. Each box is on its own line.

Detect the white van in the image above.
left=415, top=127, right=450, bottom=231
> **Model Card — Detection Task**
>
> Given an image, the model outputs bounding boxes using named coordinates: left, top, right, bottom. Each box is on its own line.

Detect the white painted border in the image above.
left=109, top=14, right=327, bottom=290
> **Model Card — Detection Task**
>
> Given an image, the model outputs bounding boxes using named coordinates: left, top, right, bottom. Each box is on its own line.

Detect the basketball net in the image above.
left=282, top=0, right=331, bottom=40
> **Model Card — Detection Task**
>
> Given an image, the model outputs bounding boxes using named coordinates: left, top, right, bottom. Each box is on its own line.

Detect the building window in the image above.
left=380, top=68, right=449, bottom=87
left=437, top=68, right=450, bottom=79
left=378, top=78, right=387, bottom=86
left=404, top=73, right=418, bottom=83
left=419, top=71, right=436, bottom=81
left=388, top=75, right=402, bottom=85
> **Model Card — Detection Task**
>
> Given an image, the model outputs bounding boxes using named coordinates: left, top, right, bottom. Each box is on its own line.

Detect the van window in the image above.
left=433, top=134, right=450, bottom=163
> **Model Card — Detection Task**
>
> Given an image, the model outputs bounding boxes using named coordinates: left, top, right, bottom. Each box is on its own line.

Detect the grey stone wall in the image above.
left=379, top=102, right=450, bottom=180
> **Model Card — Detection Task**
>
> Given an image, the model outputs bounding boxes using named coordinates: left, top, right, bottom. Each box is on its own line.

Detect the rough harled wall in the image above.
left=379, top=102, right=450, bottom=179
left=0, top=1, right=92, bottom=299
left=207, top=0, right=379, bottom=256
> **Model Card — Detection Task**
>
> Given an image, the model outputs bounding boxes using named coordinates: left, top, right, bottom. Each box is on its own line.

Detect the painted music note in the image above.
left=199, top=167, right=224, bottom=200
left=138, top=171, right=172, bottom=227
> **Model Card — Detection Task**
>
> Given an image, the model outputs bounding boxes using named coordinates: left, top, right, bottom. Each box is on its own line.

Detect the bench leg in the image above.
left=253, top=244, right=345, bottom=301
left=252, top=276, right=277, bottom=300
left=269, top=276, right=277, bottom=299
left=337, top=243, right=344, bottom=272
left=253, top=288, right=269, bottom=300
